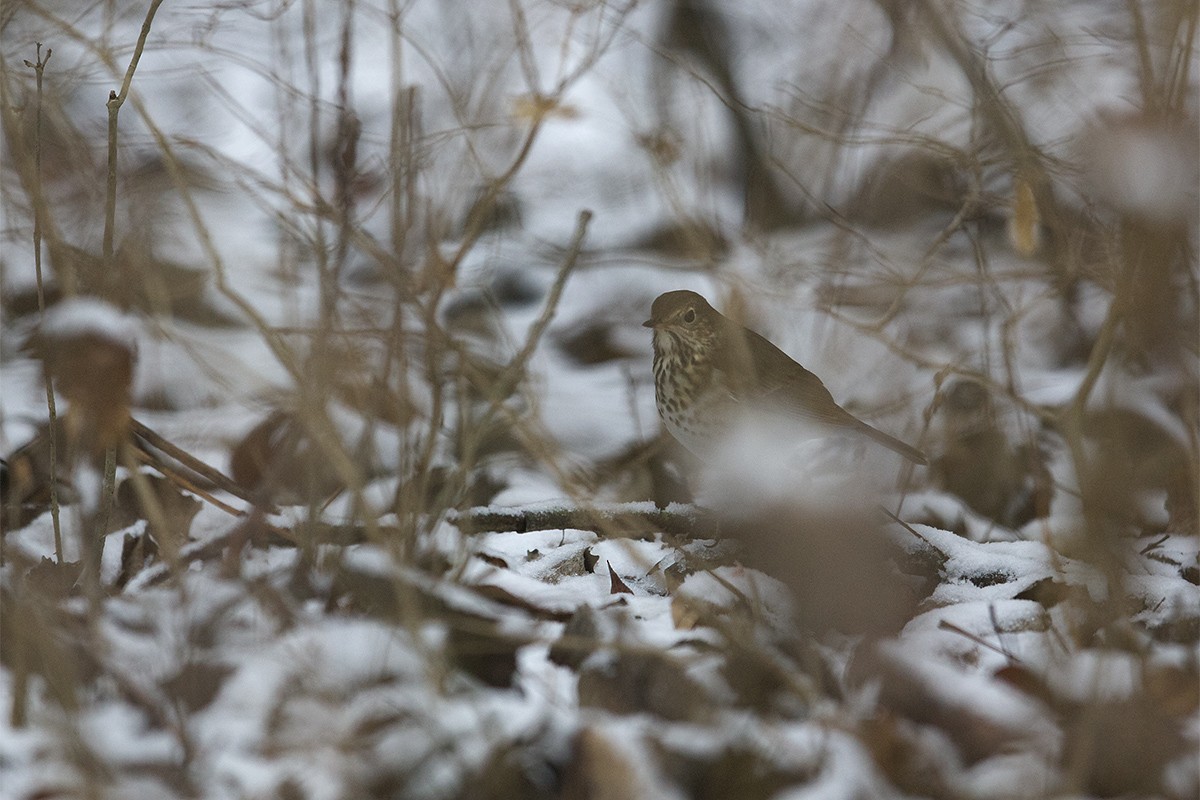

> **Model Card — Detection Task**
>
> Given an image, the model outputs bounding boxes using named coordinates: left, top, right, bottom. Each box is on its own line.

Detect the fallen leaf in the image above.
left=477, top=552, right=509, bottom=569
left=608, top=562, right=633, bottom=595
left=670, top=596, right=701, bottom=630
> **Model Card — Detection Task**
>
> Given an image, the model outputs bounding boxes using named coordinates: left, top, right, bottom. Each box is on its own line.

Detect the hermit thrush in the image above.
left=644, top=290, right=927, bottom=465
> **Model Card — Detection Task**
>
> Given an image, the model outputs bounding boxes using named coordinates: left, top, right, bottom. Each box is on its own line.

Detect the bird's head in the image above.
left=643, top=291, right=722, bottom=356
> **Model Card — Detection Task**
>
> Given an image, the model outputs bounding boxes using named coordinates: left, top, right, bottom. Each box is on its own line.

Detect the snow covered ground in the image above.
left=1, top=1, right=1197, bottom=798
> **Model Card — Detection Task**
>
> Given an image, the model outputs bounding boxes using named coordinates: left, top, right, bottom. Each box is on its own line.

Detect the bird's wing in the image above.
left=714, top=322, right=928, bottom=464
left=714, top=323, right=855, bottom=428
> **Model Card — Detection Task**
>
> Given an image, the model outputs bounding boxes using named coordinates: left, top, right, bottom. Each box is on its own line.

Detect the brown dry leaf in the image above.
left=161, top=661, right=233, bottom=712
left=476, top=552, right=510, bottom=569
left=556, top=320, right=638, bottom=366
left=849, top=642, right=1051, bottom=763
left=445, top=625, right=520, bottom=689
left=1007, top=171, right=1041, bottom=256
left=578, top=650, right=714, bottom=723
left=511, top=93, right=579, bottom=122
left=229, top=409, right=343, bottom=504
left=992, top=663, right=1055, bottom=708
left=560, top=727, right=650, bottom=800
left=583, top=546, right=600, bottom=574
left=460, top=741, right=555, bottom=800
left=471, top=582, right=572, bottom=622
left=33, top=325, right=135, bottom=457
left=25, top=557, right=85, bottom=599
left=1064, top=697, right=1187, bottom=796
left=2, top=423, right=73, bottom=529
left=729, top=503, right=917, bottom=635
left=549, top=605, right=603, bottom=670
left=114, top=531, right=158, bottom=591
left=857, top=712, right=954, bottom=799
left=112, top=473, right=201, bottom=547
left=607, top=562, right=634, bottom=595
left=1143, top=663, right=1200, bottom=717
left=680, top=744, right=817, bottom=800
left=670, top=595, right=701, bottom=630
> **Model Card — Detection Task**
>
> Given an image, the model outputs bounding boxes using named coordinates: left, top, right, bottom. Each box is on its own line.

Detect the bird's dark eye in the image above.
left=683, top=309, right=696, bottom=324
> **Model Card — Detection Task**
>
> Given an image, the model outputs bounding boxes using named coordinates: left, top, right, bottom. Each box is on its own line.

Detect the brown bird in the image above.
left=644, top=290, right=927, bottom=465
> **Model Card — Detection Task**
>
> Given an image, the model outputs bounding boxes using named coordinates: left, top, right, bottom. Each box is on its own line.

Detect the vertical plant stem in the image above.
left=103, top=0, right=165, bottom=263
left=1124, top=0, right=1158, bottom=115
left=103, top=87, right=119, bottom=265
left=8, top=607, right=27, bottom=727
left=332, top=0, right=357, bottom=289
left=84, top=457, right=113, bottom=621
left=23, top=44, right=64, bottom=564
left=96, top=94, right=121, bottom=551
left=300, top=0, right=335, bottom=532
left=96, top=0, right=165, bottom=570
left=387, top=0, right=414, bottom=257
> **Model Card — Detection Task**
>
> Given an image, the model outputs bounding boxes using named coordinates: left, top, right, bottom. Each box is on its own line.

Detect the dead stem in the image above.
left=23, top=43, right=63, bottom=564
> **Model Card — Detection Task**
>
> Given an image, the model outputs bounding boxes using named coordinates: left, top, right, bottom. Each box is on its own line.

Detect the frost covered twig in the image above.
left=880, top=506, right=947, bottom=560
left=937, top=619, right=1024, bottom=665
left=450, top=501, right=715, bottom=538
left=243, top=503, right=717, bottom=549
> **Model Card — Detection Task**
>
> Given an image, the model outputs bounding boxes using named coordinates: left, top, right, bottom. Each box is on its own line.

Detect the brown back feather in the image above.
left=714, top=319, right=852, bottom=427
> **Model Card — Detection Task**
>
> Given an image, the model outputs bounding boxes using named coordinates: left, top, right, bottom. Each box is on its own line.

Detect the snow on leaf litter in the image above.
left=1, top=1, right=1197, bottom=799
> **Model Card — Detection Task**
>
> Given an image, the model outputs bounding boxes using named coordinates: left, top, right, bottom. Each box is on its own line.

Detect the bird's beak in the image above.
left=642, top=319, right=655, bottom=328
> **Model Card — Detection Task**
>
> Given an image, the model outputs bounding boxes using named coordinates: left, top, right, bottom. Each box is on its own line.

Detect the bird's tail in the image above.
left=853, top=419, right=928, bottom=465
